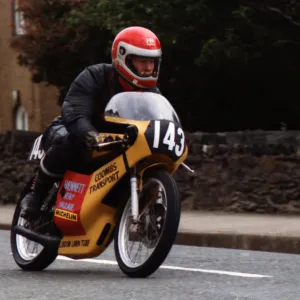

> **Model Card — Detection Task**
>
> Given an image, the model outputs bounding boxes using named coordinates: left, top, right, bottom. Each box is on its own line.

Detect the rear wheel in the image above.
left=10, top=179, right=59, bottom=271
left=114, top=169, right=181, bottom=277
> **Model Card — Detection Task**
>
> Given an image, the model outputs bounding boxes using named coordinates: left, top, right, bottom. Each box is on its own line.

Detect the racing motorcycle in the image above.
left=10, top=91, right=192, bottom=278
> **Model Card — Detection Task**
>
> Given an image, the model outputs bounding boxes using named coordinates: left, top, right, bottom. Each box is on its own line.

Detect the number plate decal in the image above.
left=145, top=120, right=186, bottom=161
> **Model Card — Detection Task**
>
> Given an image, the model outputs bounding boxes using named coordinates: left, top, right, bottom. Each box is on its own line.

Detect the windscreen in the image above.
left=104, top=92, right=181, bottom=124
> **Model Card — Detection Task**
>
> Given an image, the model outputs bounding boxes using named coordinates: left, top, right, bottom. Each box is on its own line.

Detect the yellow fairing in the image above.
left=57, top=116, right=188, bottom=259
left=104, top=116, right=188, bottom=173
left=57, top=154, right=127, bottom=258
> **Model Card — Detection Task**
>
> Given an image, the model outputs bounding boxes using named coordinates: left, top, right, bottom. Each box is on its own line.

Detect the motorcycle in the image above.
left=10, top=91, right=192, bottom=278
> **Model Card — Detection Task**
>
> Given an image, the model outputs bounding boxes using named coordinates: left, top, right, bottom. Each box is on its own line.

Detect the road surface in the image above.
left=1, top=230, right=299, bottom=300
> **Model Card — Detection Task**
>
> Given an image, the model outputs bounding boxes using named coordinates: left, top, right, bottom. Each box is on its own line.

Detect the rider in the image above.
left=20, top=26, right=162, bottom=216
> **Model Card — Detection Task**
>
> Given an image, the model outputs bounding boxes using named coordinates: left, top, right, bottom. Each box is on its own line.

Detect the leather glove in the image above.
left=84, top=131, right=105, bottom=150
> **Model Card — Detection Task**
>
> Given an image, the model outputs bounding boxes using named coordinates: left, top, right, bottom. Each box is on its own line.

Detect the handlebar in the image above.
left=92, top=125, right=138, bottom=152
left=92, top=139, right=127, bottom=152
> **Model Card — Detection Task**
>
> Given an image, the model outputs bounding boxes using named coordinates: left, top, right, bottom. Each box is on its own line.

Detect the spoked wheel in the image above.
left=10, top=179, right=59, bottom=271
left=114, top=169, right=181, bottom=277
left=15, top=213, right=45, bottom=262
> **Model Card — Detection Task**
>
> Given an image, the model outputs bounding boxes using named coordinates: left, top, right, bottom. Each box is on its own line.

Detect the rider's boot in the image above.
left=20, top=163, right=58, bottom=217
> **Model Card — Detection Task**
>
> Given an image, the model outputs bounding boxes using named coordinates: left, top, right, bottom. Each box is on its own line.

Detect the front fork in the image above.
left=130, top=167, right=139, bottom=224
left=130, top=163, right=193, bottom=225
left=130, top=166, right=164, bottom=224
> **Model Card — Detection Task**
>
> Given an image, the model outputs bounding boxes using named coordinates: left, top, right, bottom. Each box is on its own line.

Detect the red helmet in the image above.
left=112, top=26, right=162, bottom=89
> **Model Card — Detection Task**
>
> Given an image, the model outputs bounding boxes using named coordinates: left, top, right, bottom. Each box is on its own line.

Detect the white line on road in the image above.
left=57, top=255, right=272, bottom=278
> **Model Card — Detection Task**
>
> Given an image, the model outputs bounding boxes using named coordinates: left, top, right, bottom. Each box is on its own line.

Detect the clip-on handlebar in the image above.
left=92, top=125, right=138, bottom=152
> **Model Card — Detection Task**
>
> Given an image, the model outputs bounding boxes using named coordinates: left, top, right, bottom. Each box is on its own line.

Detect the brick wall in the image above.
left=0, top=0, right=60, bottom=132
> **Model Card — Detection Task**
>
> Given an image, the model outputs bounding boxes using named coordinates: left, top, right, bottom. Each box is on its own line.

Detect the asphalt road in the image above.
left=1, top=230, right=300, bottom=300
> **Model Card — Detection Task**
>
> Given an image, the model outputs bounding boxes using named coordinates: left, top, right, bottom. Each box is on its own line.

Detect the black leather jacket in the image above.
left=51, top=63, right=160, bottom=141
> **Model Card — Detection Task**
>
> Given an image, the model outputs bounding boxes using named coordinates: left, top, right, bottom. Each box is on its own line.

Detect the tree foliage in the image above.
left=11, top=0, right=300, bottom=131
left=11, top=0, right=113, bottom=90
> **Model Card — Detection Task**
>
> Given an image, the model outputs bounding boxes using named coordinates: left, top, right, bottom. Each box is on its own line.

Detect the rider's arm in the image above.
left=61, top=64, right=104, bottom=142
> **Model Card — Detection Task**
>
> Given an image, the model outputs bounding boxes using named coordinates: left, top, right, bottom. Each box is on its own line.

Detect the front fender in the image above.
left=137, top=162, right=169, bottom=191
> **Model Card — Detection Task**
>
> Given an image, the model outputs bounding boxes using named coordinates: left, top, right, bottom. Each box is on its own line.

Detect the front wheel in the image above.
left=114, top=169, right=181, bottom=277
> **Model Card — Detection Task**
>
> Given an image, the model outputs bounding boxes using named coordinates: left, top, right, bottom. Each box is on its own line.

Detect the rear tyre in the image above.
left=10, top=178, right=59, bottom=271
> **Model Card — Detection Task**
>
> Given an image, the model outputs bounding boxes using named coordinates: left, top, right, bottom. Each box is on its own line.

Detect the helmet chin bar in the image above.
left=117, top=71, right=146, bottom=90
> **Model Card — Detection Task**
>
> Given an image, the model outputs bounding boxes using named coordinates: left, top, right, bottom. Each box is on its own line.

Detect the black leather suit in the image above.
left=40, top=63, right=160, bottom=178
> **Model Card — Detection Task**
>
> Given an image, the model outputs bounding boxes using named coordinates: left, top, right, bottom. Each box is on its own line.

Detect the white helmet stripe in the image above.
left=118, top=41, right=162, bottom=57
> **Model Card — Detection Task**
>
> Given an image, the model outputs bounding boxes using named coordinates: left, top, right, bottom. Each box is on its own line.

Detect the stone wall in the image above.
left=175, top=130, right=300, bottom=213
left=1, top=129, right=300, bottom=214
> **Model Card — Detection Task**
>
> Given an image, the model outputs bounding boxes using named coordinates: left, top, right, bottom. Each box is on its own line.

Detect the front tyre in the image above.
left=114, top=169, right=181, bottom=277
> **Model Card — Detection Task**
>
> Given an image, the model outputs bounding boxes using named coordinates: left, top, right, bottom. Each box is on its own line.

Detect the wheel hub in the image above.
left=128, top=202, right=166, bottom=248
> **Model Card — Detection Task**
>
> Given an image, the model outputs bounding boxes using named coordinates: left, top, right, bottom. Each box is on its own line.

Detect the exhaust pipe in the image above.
left=14, top=225, right=61, bottom=248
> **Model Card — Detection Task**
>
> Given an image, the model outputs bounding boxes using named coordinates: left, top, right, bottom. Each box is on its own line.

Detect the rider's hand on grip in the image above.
left=84, top=131, right=105, bottom=150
